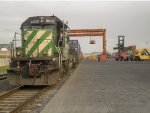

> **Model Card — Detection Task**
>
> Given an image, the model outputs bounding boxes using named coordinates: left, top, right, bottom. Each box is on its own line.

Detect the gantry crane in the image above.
left=67, top=29, right=106, bottom=62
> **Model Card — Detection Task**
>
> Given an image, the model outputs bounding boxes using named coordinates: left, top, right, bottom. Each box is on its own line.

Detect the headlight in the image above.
left=52, top=58, right=57, bottom=62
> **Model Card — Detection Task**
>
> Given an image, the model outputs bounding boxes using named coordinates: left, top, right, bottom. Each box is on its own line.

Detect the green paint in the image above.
left=22, top=30, right=27, bottom=52
left=23, top=30, right=38, bottom=48
left=39, top=41, right=52, bottom=57
left=27, top=31, right=51, bottom=56
left=38, top=34, right=57, bottom=57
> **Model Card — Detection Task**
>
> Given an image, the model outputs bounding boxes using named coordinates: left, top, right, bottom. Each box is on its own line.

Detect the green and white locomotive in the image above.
left=7, top=16, right=72, bottom=85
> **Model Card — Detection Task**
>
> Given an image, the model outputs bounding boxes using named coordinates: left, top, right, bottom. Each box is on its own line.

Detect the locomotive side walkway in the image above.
left=41, top=60, right=150, bottom=113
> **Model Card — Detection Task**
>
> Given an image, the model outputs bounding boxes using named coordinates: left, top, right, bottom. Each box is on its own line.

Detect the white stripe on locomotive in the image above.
left=32, top=32, right=53, bottom=57
left=25, top=30, right=45, bottom=56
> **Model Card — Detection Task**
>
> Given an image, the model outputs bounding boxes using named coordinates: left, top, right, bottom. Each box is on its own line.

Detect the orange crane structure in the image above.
left=67, top=29, right=106, bottom=62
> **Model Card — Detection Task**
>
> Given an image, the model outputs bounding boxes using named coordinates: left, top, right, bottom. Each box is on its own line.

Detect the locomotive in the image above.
left=7, top=16, right=75, bottom=85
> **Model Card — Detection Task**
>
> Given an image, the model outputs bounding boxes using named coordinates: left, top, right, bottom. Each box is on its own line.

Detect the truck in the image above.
left=114, top=50, right=129, bottom=61
left=134, top=48, right=150, bottom=61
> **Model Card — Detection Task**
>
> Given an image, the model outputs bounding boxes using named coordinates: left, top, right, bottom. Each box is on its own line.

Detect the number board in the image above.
left=30, top=17, right=55, bottom=24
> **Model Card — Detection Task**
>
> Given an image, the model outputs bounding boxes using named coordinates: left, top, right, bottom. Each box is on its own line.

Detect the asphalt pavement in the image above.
left=41, top=60, right=150, bottom=113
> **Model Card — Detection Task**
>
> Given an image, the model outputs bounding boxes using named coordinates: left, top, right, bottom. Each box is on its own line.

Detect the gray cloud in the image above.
left=0, top=1, right=150, bottom=53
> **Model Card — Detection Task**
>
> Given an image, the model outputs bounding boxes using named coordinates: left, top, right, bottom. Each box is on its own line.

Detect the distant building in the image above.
left=0, top=51, right=10, bottom=58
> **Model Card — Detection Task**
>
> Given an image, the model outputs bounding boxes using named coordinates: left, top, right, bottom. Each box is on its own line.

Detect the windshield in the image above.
left=32, top=25, right=42, bottom=29
left=22, top=25, right=55, bottom=30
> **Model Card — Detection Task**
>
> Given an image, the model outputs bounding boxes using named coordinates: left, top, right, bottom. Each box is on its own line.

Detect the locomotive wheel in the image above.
left=60, top=67, right=64, bottom=78
left=72, top=62, right=75, bottom=68
left=65, top=61, right=69, bottom=72
left=63, top=61, right=69, bottom=74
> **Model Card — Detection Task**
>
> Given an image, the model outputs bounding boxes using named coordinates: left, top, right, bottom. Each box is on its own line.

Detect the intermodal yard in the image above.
left=0, top=1, right=150, bottom=113
left=0, top=60, right=150, bottom=113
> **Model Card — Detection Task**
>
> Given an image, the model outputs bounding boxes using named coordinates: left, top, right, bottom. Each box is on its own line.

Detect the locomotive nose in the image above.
left=23, top=29, right=54, bottom=57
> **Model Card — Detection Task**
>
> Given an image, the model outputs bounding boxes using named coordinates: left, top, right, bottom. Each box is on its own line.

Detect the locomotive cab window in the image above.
left=32, top=25, right=42, bottom=29
left=43, top=25, right=55, bottom=30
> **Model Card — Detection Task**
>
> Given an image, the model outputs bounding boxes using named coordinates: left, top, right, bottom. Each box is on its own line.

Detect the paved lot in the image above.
left=41, top=60, right=150, bottom=113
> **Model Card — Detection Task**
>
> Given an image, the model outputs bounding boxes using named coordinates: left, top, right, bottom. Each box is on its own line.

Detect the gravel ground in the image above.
left=0, top=58, right=15, bottom=95
left=0, top=79, right=17, bottom=95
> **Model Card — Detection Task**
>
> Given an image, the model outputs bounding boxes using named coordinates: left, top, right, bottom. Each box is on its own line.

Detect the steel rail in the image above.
left=0, top=86, right=50, bottom=113
left=10, top=86, right=51, bottom=113
left=0, top=86, right=23, bottom=101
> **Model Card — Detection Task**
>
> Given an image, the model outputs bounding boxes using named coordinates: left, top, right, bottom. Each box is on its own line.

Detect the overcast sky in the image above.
left=0, top=1, right=150, bottom=53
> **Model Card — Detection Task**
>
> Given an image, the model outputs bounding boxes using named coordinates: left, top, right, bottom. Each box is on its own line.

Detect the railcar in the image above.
left=7, top=16, right=73, bottom=85
left=69, top=40, right=83, bottom=64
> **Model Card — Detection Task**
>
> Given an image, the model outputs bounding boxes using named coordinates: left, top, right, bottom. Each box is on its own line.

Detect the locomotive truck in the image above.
left=7, top=16, right=76, bottom=85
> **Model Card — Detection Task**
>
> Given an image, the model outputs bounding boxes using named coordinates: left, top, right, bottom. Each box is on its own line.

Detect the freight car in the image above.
left=69, top=40, right=83, bottom=64
left=7, top=16, right=75, bottom=85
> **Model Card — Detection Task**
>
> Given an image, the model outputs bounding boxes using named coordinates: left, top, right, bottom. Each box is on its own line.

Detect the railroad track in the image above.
left=0, top=66, right=76, bottom=113
left=0, top=85, right=51, bottom=113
